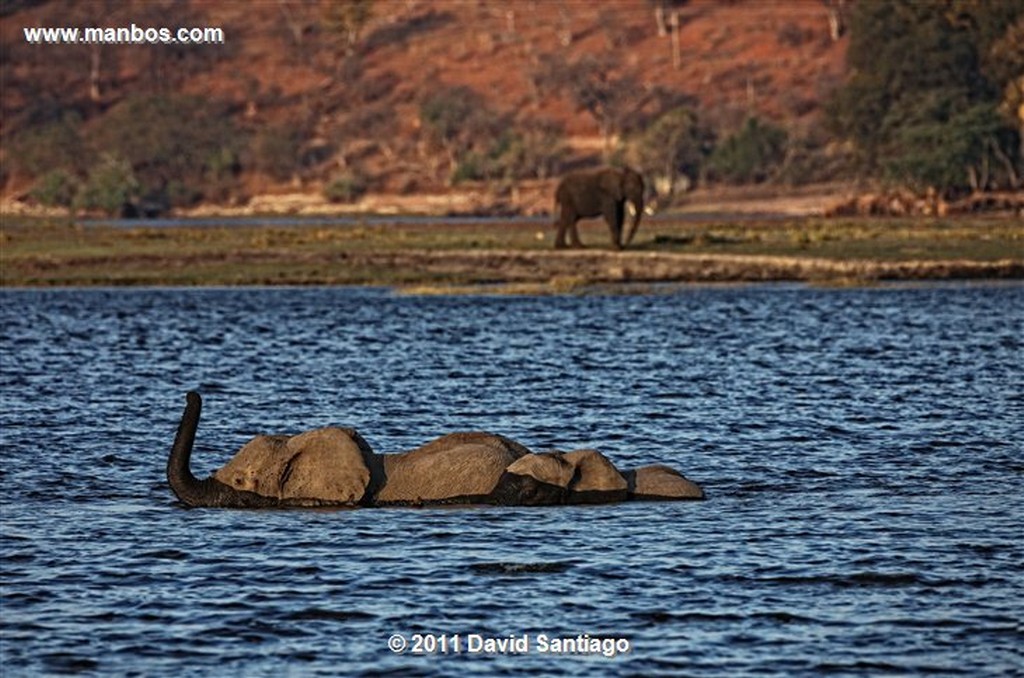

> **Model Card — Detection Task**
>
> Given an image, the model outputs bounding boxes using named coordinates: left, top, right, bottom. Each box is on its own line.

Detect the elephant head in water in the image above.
left=167, top=391, right=382, bottom=508
left=489, top=449, right=630, bottom=505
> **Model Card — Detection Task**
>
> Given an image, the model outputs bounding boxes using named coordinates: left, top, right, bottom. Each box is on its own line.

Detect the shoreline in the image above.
left=4, top=247, right=1021, bottom=292
left=3, top=214, right=1020, bottom=290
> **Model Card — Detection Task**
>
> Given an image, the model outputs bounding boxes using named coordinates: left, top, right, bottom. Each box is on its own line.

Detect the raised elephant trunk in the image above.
left=167, top=391, right=280, bottom=508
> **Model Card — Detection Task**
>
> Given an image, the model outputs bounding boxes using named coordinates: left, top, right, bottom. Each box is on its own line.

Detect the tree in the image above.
left=8, top=113, right=86, bottom=180
left=707, top=117, right=788, bottom=185
left=984, top=15, right=1024, bottom=175
left=635, top=106, right=711, bottom=198
left=252, top=124, right=305, bottom=182
left=647, top=0, right=688, bottom=68
left=533, top=54, right=649, bottom=158
left=322, top=0, right=374, bottom=55
left=29, top=170, right=80, bottom=212
left=648, top=0, right=688, bottom=37
left=456, top=121, right=567, bottom=184
left=826, top=0, right=1022, bottom=195
left=90, top=94, right=243, bottom=207
left=497, top=118, right=566, bottom=181
left=822, top=0, right=847, bottom=41
left=419, top=86, right=502, bottom=184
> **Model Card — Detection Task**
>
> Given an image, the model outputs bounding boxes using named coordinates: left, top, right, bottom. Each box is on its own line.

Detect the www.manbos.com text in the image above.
left=23, top=24, right=225, bottom=45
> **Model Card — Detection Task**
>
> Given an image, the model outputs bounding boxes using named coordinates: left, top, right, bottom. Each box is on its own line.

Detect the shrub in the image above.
left=90, top=94, right=243, bottom=207
left=75, top=154, right=139, bottom=215
left=252, top=125, right=303, bottom=181
left=324, top=172, right=368, bottom=203
left=451, top=153, right=485, bottom=184
left=29, top=169, right=80, bottom=209
left=708, top=117, right=788, bottom=184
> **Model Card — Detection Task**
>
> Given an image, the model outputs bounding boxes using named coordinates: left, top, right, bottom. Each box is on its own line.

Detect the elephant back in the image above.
left=375, top=432, right=529, bottom=505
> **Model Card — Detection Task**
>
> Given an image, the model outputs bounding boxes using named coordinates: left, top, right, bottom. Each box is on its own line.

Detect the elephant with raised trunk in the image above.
left=167, top=392, right=531, bottom=509
left=167, top=391, right=380, bottom=508
left=166, top=392, right=705, bottom=509
left=553, top=166, right=646, bottom=250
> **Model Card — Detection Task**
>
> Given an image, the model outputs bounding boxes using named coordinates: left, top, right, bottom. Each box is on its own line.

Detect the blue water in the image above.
left=1, top=283, right=1022, bottom=676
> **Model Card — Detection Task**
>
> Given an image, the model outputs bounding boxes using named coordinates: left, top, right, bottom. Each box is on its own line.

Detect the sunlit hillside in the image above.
left=4, top=1, right=1019, bottom=216
left=1, top=1, right=850, bottom=205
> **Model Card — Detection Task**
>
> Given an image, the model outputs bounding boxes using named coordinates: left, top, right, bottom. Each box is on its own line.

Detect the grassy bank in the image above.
left=1, top=215, right=1021, bottom=290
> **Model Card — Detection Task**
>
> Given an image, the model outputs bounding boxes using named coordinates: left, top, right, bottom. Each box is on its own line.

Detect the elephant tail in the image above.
left=166, top=391, right=279, bottom=509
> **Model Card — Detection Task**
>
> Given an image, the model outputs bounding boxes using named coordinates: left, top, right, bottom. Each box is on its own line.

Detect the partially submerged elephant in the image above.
left=167, top=392, right=705, bottom=509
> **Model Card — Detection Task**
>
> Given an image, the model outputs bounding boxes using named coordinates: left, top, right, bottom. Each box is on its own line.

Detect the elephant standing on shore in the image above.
left=553, top=166, right=646, bottom=250
left=166, top=392, right=704, bottom=509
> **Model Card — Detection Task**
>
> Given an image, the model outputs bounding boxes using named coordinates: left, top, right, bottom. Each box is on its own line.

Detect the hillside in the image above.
left=3, top=0, right=850, bottom=213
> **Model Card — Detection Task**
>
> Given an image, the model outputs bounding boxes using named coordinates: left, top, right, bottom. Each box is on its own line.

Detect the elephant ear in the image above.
left=279, top=427, right=380, bottom=505
left=598, top=169, right=625, bottom=201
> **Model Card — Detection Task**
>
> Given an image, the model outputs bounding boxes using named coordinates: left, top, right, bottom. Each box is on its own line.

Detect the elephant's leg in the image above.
left=603, top=200, right=625, bottom=250
left=564, top=206, right=585, bottom=248
left=554, top=206, right=573, bottom=249
left=568, top=219, right=585, bottom=248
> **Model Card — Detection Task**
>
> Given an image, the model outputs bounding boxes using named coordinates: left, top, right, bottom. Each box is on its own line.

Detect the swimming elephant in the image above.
left=166, top=392, right=705, bottom=508
left=212, top=428, right=384, bottom=505
left=625, top=465, right=706, bottom=500
left=167, top=391, right=381, bottom=508
left=490, top=450, right=630, bottom=505
left=553, top=166, right=645, bottom=250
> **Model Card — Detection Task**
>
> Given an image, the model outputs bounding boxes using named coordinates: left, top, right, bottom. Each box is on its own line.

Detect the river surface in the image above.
left=1, top=283, right=1021, bottom=676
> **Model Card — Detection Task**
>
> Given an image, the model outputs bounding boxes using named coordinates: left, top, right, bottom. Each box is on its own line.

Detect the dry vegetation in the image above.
left=2, top=0, right=848, bottom=210
left=3, top=216, right=1019, bottom=291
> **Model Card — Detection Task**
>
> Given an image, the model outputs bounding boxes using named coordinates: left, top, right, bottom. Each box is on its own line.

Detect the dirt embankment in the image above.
left=9, top=242, right=1020, bottom=290
left=341, top=249, right=1024, bottom=288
